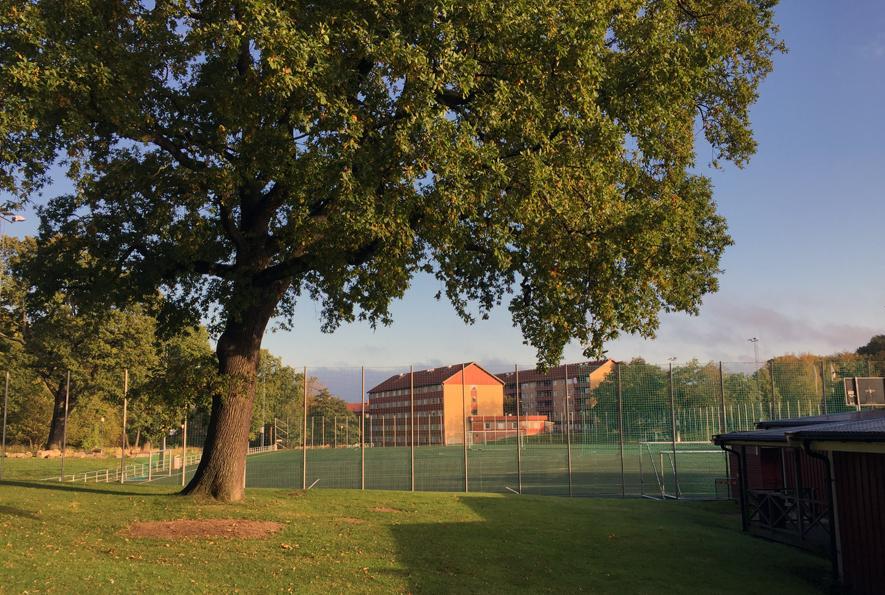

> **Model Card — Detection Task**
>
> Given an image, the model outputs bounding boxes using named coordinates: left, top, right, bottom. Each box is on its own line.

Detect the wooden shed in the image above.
left=715, top=410, right=885, bottom=594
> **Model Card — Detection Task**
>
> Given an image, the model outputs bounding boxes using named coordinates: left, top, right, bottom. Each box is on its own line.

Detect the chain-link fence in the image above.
left=1, top=359, right=882, bottom=499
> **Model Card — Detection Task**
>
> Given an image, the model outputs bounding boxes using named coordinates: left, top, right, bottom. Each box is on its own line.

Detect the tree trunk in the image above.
left=181, top=299, right=276, bottom=502
left=46, top=378, right=70, bottom=449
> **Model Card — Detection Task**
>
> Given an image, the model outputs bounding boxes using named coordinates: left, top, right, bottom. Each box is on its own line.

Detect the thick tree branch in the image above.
left=150, top=134, right=209, bottom=171
left=194, top=260, right=237, bottom=278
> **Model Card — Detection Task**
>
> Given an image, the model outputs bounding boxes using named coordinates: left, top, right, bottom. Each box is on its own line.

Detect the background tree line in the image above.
left=0, top=236, right=355, bottom=452
left=586, top=344, right=885, bottom=440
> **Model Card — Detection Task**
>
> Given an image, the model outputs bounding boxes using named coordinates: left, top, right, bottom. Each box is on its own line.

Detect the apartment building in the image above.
left=366, top=362, right=504, bottom=445
left=497, top=360, right=615, bottom=419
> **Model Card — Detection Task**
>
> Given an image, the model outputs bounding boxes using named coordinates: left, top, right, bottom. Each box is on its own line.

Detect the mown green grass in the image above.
left=0, top=482, right=830, bottom=594
left=0, top=454, right=151, bottom=481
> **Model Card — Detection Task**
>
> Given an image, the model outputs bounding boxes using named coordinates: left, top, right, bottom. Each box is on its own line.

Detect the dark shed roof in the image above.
left=756, top=409, right=885, bottom=429
left=714, top=410, right=885, bottom=446
left=789, top=416, right=885, bottom=442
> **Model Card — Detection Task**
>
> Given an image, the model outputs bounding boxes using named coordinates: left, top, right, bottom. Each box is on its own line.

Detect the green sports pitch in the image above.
left=151, top=441, right=729, bottom=499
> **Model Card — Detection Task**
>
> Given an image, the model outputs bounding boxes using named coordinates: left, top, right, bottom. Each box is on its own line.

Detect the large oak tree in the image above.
left=0, top=1, right=783, bottom=500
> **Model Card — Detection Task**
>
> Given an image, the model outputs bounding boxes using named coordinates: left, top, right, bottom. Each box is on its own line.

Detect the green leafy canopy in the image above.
left=1, top=1, right=783, bottom=365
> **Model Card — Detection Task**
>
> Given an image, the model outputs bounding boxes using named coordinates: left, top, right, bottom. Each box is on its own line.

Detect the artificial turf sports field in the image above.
left=147, top=442, right=729, bottom=499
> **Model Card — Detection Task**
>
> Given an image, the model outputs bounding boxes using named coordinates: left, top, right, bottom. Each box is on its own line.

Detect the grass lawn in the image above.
left=0, top=482, right=830, bottom=593
left=0, top=454, right=151, bottom=481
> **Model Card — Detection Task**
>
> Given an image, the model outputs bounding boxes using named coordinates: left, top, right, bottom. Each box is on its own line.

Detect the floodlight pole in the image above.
left=748, top=337, right=759, bottom=364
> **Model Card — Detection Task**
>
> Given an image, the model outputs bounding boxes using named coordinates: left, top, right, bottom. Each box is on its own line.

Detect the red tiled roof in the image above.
left=346, top=403, right=363, bottom=413
left=496, top=360, right=612, bottom=383
left=368, top=362, right=503, bottom=393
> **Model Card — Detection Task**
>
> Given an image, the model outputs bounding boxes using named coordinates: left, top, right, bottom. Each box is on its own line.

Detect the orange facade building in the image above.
left=367, top=363, right=504, bottom=445
left=498, top=360, right=615, bottom=420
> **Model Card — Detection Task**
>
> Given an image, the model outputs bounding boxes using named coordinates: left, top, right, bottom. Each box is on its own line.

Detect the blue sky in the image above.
left=4, top=0, right=884, bottom=376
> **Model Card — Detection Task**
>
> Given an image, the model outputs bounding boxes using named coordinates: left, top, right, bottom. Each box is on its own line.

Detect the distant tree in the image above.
left=592, top=358, right=669, bottom=441
left=308, top=390, right=355, bottom=447
left=252, top=350, right=303, bottom=443
left=2, top=2, right=783, bottom=500
left=0, top=237, right=50, bottom=449
left=129, top=326, right=218, bottom=449
left=857, top=335, right=885, bottom=359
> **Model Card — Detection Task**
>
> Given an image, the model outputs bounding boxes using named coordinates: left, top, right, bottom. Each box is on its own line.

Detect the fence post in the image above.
left=60, top=370, right=71, bottom=481
left=302, top=366, right=308, bottom=490
left=564, top=363, right=573, bottom=497
left=669, top=363, right=679, bottom=499
left=0, top=371, right=8, bottom=481
left=410, top=365, right=415, bottom=492
left=360, top=367, right=365, bottom=490
left=718, top=362, right=727, bottom=434
left=617, top=362, right=625, bottom=497
left=820, top=360, right=828, bottom=415
left=461, top=363, right=468, bottom=493
left=514, top=365, right=522, bottom=494
left=769, top=360, right=776, bottom=418
left=180, top=413, right=187, bottom=487
left=718, top=362, right=731, bottom=484
left=120, top=368, right=129, bottom=484
left=147, top=450, right=152, bottom=482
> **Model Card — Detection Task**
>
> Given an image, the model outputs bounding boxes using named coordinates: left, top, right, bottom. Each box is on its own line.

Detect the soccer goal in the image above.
left=639, top=441, right=728, bottom=499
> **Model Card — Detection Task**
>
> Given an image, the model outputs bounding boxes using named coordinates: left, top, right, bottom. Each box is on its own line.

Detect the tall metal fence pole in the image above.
left=718, top=362, right=727, bottom=434
left=0, top=371, right=8, bottom=481
left=514, top=365, right=522, bottom=494
left=719, top=362, right=729, bottom=484
left=180, top=412, right=187, bottom=487
left=120, top=368, right=128, bottom=484
left=669, top=363, right=679, bottom=499
left=769, top=360, right=776, bottom=418
left=302, top=366, right=308, bottom=490
left=59, top=370, right=70, bottom=481
left=461, top=363, right=468, bottom=493
left=616, top=362, right=625, bottom=498
left=820, top=360, right=828, bottom=415
left=360, top=366, right=365, bottom=490
left=410, top=365, right=415, bottom=492
left=564, top=363, right=573, bottom=497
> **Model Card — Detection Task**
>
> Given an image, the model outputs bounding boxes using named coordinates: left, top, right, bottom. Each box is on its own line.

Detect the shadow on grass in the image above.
left=0, top=479, right=167, bottom=497
left=386, top=495, right=832, bottom=594
left=0, top=504, right=39, bottom=519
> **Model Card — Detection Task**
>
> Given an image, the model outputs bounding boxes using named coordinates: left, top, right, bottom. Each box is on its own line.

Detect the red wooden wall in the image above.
left=832, top=452, right=885, bottom=595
